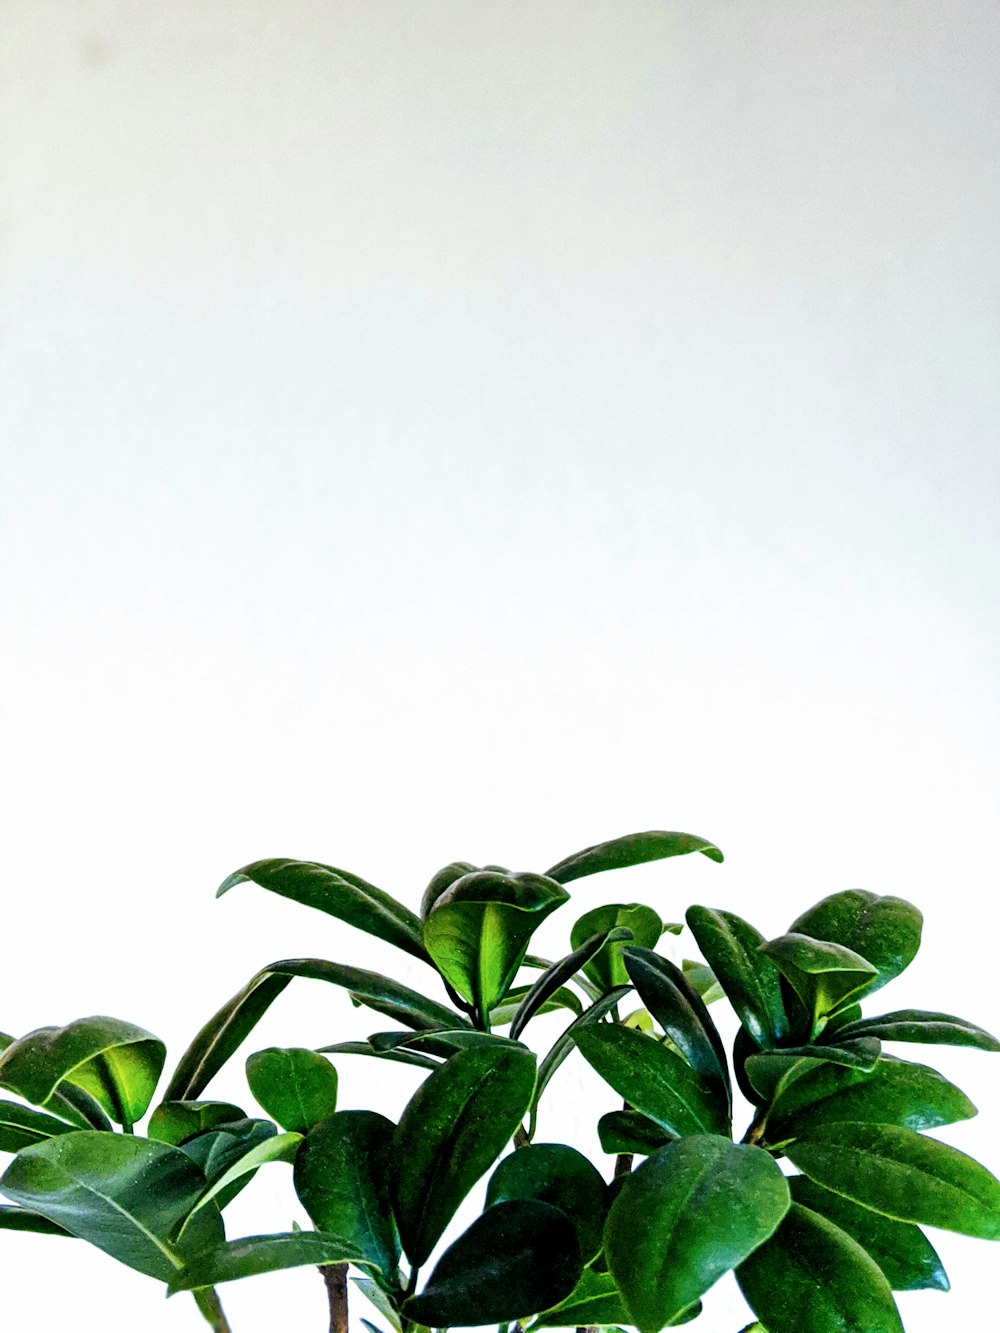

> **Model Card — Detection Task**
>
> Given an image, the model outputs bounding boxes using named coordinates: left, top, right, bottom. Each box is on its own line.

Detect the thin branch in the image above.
left=321, top=1262, right=349, bottom=1333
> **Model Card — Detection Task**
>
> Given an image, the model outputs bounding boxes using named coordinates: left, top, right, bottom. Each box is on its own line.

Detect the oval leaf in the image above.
left=545, top=830, right=723, bottom=884
left=685, top=907, right=788, bottom=1047
left=605, top=1136, right=790, bottom=1333
left=148, top=1101, right=249, bottom=1147
left=168, top=1230, right=372, bottom=1292
left=736, top=1202, right=904, bottom=1333
left=789, top=891, right=922, bottom=997
left=486, top=1142, right=608, bottom=1261
left=245, top=1047, right=338, bottom=1134
left=392, top=1043, right=537, bottom=1266
left=403, top=1200, right=581, bottom=1327
left=294, top=1110, right=400, bottom=1287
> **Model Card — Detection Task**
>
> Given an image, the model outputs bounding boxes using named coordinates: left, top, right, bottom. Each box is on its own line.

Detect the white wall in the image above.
left=1, top=2, right=998, bottom=1330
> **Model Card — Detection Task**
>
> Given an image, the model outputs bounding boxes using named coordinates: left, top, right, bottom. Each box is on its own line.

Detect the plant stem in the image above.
left=614, top=1151, right=633, bottom=1177
left=193, top=1287, right=232, bottom=1333
left=320, top=1263, right=349, bottom=1333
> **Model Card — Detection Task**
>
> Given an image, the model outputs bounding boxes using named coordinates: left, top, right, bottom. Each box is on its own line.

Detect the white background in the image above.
left=1, top=2, right=998, bottom=1331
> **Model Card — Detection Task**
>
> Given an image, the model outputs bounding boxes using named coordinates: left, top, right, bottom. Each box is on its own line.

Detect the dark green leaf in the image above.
left=44, top=1082, right=114, bottom=1132
left=0, top=1131, right=223, bottom=1280
left=789, top=1175, right=948, bottom=1291
left=179, top=1118, right=278, bottom=1210
left=148, top=1101, right=249, bottom=1147
left=685, top=907, right=788, bottom=1047
left=571, top=907, right=661, bottom=992
left=574, top=1024, right=727, bottom=1138
left=736, top=1203, right=904, bottom=1333
left=168, top=1231, right=373, bottom=1292
left=605, top=1136, right=790, bottom=1333
left=0, top=1017, right=165, bottom=1128
left=188, top=1131, right=301, bottom=1219
left=316, top=1040, right=438, bottom=1072
left=165, top=958, right=463, bottom=1101
left=0, top=1100, right=80, bottom=1154
left=744, top=1038, right=882, bottom=1104
left=392, top=1043, right=537, bottom=1266
left=294, top=1111, right=400, bottom=1287
left=787, top=1122, right=1000, bottom=1238
left=218, top=858, right=429, bottom=963
left=245, top=1047, right=338, bottom=1134
left=0, top=1205, right=72, bottom=1236
left=529, top=1268, right=630, bottom=1328
left=597, top=1110, right=673, bottom=1157
left=831, top=1009, right=1000, bottom=1052
left=767, top=1055, right=977, bottom=1142
left=545, top=831, right=723, bottom=884
left=508, top=930, right=632, bottom=1039
left=485, top=1142, right=608, bottom=1261
left=533, top=988, right=631, bottom=1111
left=402, top=1200, right=581, bottom=1327
left=368, top=1028, right=519, bottom=1057
left=492, top=983, right=582, bottom=1031
left=419, top=861, right=478, bottom=918
left=760, top=933, right=878, bottom=1029
left=789, top=890, right=922, bottom=997
left=623, top=947, right=731, bottom=1114
left=422, top=871, right=569, bottom=1019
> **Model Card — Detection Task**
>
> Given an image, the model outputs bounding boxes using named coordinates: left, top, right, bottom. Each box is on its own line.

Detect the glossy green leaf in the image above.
left=0, top=1017, right=165, bottom=1129
left=832, top=1009, right=1000, bottom=1051
left=294, top=1111, right=400, bottom=1287
left=0, top=1100, right=80, bottom=1154
left=422, top=871, right=569, bottom=1020
left=605, top=1136, right=790, bottom=1333
left=43, top=1082, right=114, bottom=1132
left=571, top=906, right=661, bottom=992
left=168, top=1230, right=373, bottom=1292
left=188, top=1131, right=300, bottom=1219
left=789, top=1175, right=948, bottom=1291
left=623, top=947, right=731, bottom=1113
left=392, top=1043, right=537, bottom=1266
left=148, top=1101, right=249, bottom=1147
left=179, top=1118, right=278, bottom=1210
left=218, top=858, right=428, bottom=962
left=574, top=1024, right=727, bottom=1138
left=736, top=1202, right=904, bottom=1333
left=533, top=988, right=631, bottom=1110
left=245, top=1047, right=338, bottom=1134
left=0, top=1204, right=72, bottom=1236
left=768, top=1055, right=977, bottom=1142
left=492, top=983, right=582, bottom=1031
left=486, top=1142, right=608, bottom=1261
left=744, top=1038, right=882, bottom=1104
left=367, top=1028, right=519, bottom=1057
left=789, top=890, right=922, bottom=997
left=316, top=1040, right=438, bottom=1072
left=760, top=933, right=878, bottom=1028
left=0, top=1131, right=223, bottom=1280
left=508, top=930, right=632, bottom=1039
left=529, top=1268, right=630, bottom=1328
left=545, top=830, right=723, bottom=884
left=685, top=907, right=788, bottom=1047
left=597, top=1109, right=673, bottom=1157
left=165, top=958, right=462, bottom=1101
left=402, top=1200, right=581, bottom=1327
left=787, top=1122, right=1000, bottom=1238
left=681, top=960, right=724, bottom=1005
left=419, top=860, right=478, bottom=918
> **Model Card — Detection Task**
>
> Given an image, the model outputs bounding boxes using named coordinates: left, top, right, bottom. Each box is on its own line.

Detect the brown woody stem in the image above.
left=321, top=1262, right=349, bottom=1333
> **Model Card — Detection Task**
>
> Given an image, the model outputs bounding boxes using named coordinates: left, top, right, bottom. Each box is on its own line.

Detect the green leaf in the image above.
left=685, top=907, right=788, bottom=1047
left=422, top=871, right=570, bottom=1020
left=622, top=947, right=731, bottom=1114
left=736, top=1202, right=904, bottom=1333
left=218, top=858, right=429, bottom=963
left=391, top=1042, right=537, bottom=1266
left=831, top=1009, right=1000, bottom=1052
left=187, top=1131, right=301, bottom=1220
left=0, top=1100, right=80, bottom=1154
left=744, top=1038, right=882, bottom=1104
left=545, top=830, right=723, bottom=884
left=316, top=1040, right=439, bottom=1072
left=508, top=930, right=632, bottom=1039
left=681, top=960, right=724, bottom=1006
left=767, top=1055, right=977, bottom=1143
left=245, top=1047, right=338, bottom=1134
left=0, top=1204, right=72, bottom=1236
left=165, top=958, right=463, bottom=1101
left=789, top=890, right=922, bottom=997
left=533, top=988, right=631, bottom=1111
left=168, top=1230, right=373, bottom=1292
left=368, top=1028, right=521, bottom=1057
left=760, top=933, right=878, bottom=1029
left=529, top=1268, right=630, bottom=1328
left=294, top=1111, right=400, bottom=1288
left=148, top=1101, right=249, bottom=1146
left=485, top=1142, right=608, bottom=1261
left=353, top=1277, right=403, bottom=1333
left=0, top=1017, right=165, bottom=1129
left=571, top=906, right=661, bottom=992
left=419, top=860, right=478, bottom=918
left=597, top=1109, right=673, bottom=1157
left=573, top=1024, right=728, bottom=1138
left=605, top=1136, right=790, bottom=1333
left=789, top=1175, right=948, bottom=1291
left=787, top=1122, right=1000, bottom=1238
left=492, top=983, right=582, bottom=1031
left=0, top=1131, right=223, bottom=1280
left=178, top=1118, right=278, bottom=1210
left=402, top=1200, right=581, bottom=1327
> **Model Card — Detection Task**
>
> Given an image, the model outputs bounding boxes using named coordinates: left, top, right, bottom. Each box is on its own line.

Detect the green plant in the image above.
left=2, top=829, right=998, bottom=1333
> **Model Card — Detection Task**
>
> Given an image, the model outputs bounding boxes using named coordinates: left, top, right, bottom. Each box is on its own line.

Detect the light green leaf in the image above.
left=528, top=1267, right=630, bottom=1328
left=245, top=1048, right=338, bottom=1134
left=148, top=1101, right=249, bottom=1146
left=545, top=830, right=723, bottom=884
